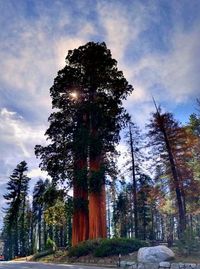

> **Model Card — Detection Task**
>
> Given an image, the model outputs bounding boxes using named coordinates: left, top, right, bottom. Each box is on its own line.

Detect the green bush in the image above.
left=46, top=237, right=57, bottom=250
left=68, top=239, right=100, bottom=257
left=94, top=238, right=149, bottom=257
left=177, top=229, right=200, bottom=255
left=68, top=238, right=148, bottom=257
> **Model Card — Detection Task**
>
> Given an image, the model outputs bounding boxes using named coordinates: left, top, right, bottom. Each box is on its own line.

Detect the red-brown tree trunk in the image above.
left=72, top=159, right=89, bottom=246
left=89, top=157, right=107, bottom=239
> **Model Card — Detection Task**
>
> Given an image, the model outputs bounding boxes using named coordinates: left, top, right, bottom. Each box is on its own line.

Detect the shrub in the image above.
left=94, top=238, right=149, bottom=257
left=177, top=229, right=200, bottom=255
left=46, top=237, right=57, bottom=251
left=68, top=239, right=100, bottom=257
left=68, top=238, right=148, bottom=257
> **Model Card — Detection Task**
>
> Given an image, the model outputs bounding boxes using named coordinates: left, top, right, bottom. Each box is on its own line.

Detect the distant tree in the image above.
left=187, top=105, right=200, bottom=181
left=147, top=106, right=186, bottom=237
left=113, top=183, right=132, bottom=237
left=25, top=200, right=33, bottom=255
left=65, top=196, right=73, bottom=246
left=137, top=174, right=153, bottom=240
left=32, top=179, right=49, bottom=251
left=124, top=121, right=145, bottom=238
left=35, top=42, right=133, bottom=245
left=3, top=161, right=30, bottom=259
left=188, top=113, right=200, bottom=136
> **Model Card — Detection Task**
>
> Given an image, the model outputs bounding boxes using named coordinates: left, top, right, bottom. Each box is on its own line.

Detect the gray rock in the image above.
left=138, top=264, right=145, bottom=269
left=171, top=263, right=180, bottom=269
left=179, top=263, right=185, bottom=269
left=185, top=264, right=196, bottom=269
left=120, top=260, right=128, bottom=267
left=126, top=261, right=136, bottom=266
left=144, top=263, right=159, bottom=269
left=119, top=261, right=137, bottom=269
left=127, top=262, right=137, bottom=268
left=138, top=245, right=175, bottom=263
left=159, top=261, right=171, bottom=268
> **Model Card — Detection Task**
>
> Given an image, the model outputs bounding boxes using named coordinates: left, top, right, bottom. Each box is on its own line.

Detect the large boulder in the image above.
left=137, top=245, right=175, bottom=263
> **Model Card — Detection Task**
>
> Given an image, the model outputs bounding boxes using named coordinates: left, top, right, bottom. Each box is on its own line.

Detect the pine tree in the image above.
left=187, top=108, right=200, bottom=181
left=3, top=161, right=30, bottom=259
left=113, top=183, right=132, bottom=237
left=137, top=174, right=152, bottom=240
left=147, top=106, right=186, bottom=237
left=124, top=121, right=146, bottom=238
left=32, top=179, right=48, bottom=251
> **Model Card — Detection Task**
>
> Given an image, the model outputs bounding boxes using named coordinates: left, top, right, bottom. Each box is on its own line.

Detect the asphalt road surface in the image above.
left=0, top=262, right=110, bottom=269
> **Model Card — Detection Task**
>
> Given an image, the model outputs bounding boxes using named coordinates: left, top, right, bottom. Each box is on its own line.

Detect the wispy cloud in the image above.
left=129, top=25, right=200, bottom=104
left=0, top=108, right=46, bottom=175
left=97, top=1, right=156, bottom=61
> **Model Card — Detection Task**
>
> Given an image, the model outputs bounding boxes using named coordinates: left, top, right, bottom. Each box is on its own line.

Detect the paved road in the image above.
left=0, top=262, right=110, bottom=269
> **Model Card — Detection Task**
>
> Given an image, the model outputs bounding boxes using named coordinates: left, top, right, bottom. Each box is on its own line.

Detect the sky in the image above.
left=0, top=0, right=200, bottom=227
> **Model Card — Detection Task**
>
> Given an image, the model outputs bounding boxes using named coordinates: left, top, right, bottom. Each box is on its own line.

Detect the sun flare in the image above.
left=70, top=92, right=78, bottom=99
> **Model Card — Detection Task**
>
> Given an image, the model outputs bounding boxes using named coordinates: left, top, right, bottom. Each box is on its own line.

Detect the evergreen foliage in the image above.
left=35, top=41, right=133, bottom=186
left=68, top=238, right=148, bottom=257
left=35, top=41, right=133, bottom=244
left=2, top=161, right=30, bottom=260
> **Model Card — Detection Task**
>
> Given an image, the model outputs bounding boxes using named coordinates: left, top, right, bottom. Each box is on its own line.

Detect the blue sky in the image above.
left=0, top=0, right=200, bottom=226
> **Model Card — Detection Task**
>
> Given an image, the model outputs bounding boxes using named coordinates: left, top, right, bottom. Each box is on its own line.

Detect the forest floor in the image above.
left=32, top=248, right=200, bottom=265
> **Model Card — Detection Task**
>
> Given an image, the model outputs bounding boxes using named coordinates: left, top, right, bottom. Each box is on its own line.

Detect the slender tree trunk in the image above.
left=143, top=199, right=146, bottom=240
left=162, top=128, right=186, bottom=236
left=107, top=188, right=111, bottom=238
left=14, top=219, right=19, bottom=258
left=67, top=210, right=72, bottom=246
left=190, top=214, right=193, bottom=234
left=43, top=218, right=47, bottom=250
left=20, top=197, right=26, bottom=256
left=151, top=209, right=155, bottom=240
left=129, top=123, right=138, bottom=238
left=38, top=207, right=42, bottom=251
left=153, top=101, right=186, bottom=237
left=30, top=213, right=34, bottom=254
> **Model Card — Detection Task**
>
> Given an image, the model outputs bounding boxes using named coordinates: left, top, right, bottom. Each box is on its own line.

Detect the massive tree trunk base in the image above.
left=72, top=186, right=89, bottom=246
left=72, top=208, right=89, bottom=246
left=89, top=157, right=107, bottom=239
left=72, top=159, right=89, bottom=246
left=89, top=185, right=107, bottom=239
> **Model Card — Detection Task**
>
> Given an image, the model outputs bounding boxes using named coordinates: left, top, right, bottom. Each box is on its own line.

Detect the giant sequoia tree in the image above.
left=35, top=42, right=133, bottom=245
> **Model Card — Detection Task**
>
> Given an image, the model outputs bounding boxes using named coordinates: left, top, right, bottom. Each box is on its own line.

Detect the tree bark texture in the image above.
left=72, top=159, right=89, bottom=246
left=89, top=157, right=107, bottom=239
left=129, top=124, right=139, bottom=238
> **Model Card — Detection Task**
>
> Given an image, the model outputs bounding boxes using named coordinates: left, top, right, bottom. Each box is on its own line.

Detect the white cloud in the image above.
left=128, top=25, right=200, bottom=105
left=0, top=107, right=48, bottom=219
left=97, top=1, right=156, bottom=61
left=0, top=107, right=46, bottom=169
left=55, top=37, right=87, bottom=69
left=27, top=168, right=48, bottom=179
left=161, top=27, right=200, bottom=102
left=96, top=1, right=200, bottom=124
